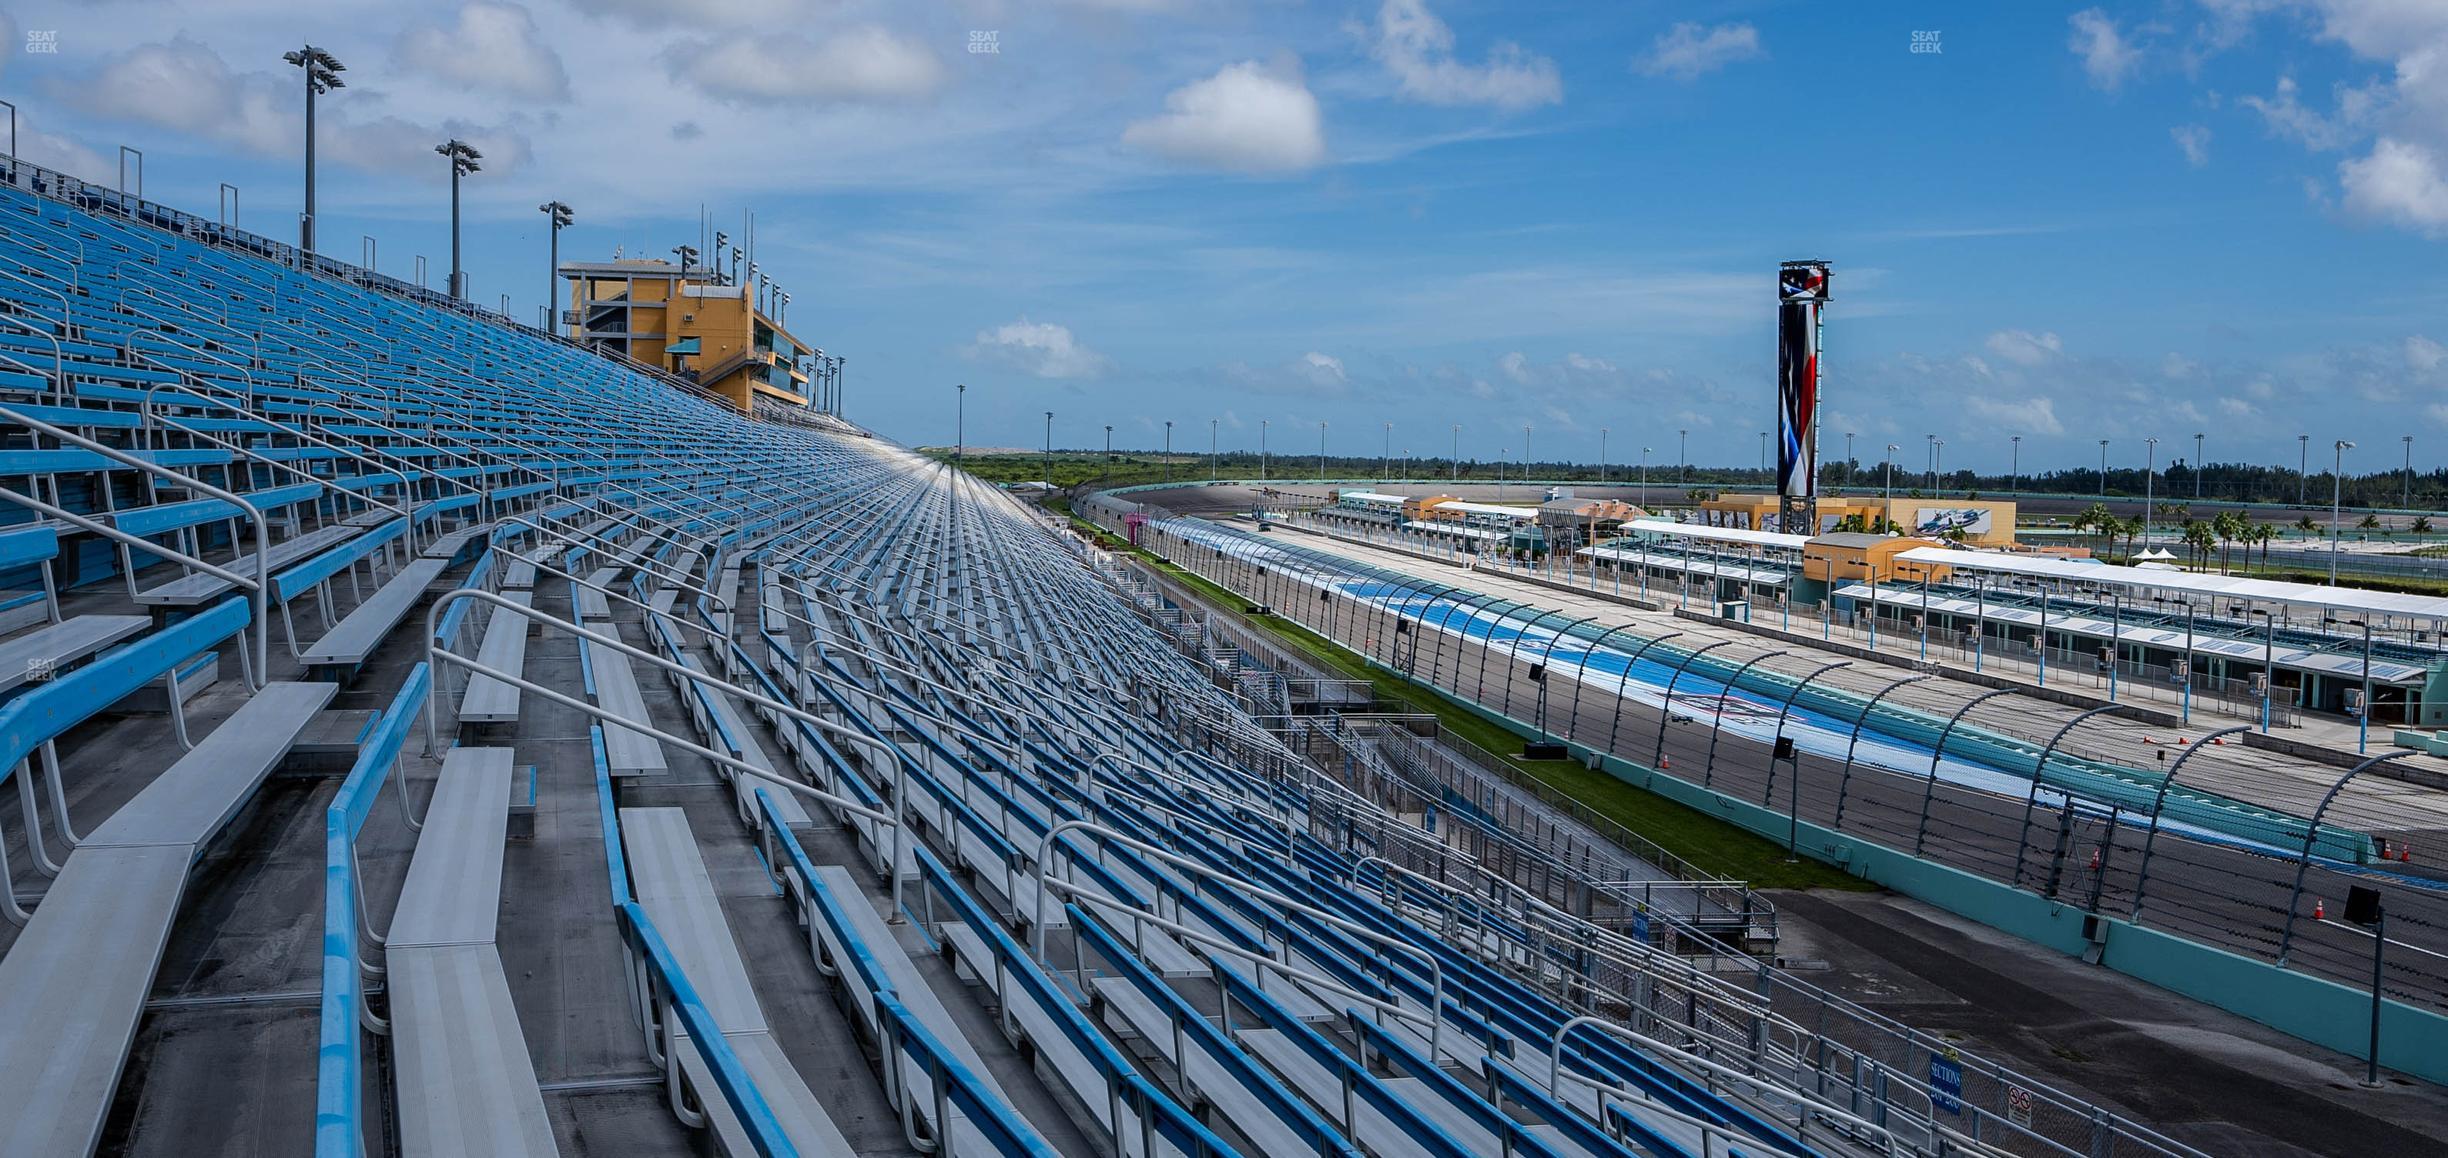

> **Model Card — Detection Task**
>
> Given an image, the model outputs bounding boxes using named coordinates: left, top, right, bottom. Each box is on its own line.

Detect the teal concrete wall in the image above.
left=1405, top=661, right=2448, bottom=1085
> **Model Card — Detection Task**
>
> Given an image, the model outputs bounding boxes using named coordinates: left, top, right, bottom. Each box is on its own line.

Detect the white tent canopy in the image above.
left=1896, top=545, right=2448, bottom=622
left=1626, top=518, right=1810, bottom=551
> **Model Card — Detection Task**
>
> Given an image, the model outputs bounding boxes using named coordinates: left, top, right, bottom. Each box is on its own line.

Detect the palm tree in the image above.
left=2295, top=514, right=2318, bottom=535
left=2358, top=512, right=2382, bottom=532
left=2211, top=510, right=2246, bottom=573
left=2416, top=515, right=2435, bottom=534
left=2077, top=502, right=2113, bottom=550
left=2181, top=519, right=2215, bottom=569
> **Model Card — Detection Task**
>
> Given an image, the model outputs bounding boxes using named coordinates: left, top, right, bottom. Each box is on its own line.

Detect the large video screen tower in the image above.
left=1776, top=260, right=1831, bottom=534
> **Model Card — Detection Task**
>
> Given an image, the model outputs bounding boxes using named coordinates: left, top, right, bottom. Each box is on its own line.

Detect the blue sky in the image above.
left=3, top=1, right=2445, bottom=475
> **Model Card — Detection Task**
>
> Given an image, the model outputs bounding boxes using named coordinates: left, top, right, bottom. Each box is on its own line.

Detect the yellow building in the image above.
left=559, top=257, right=818, bottom=411
left=1800, top=533, right=1951, bottom=584
left=1699, top=494, right=2018, bottom=547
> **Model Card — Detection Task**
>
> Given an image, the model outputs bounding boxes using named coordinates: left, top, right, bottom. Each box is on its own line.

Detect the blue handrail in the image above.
left=594, top=734, right=800, bottom=1156
left=313, top=660, right=430, bottom=1158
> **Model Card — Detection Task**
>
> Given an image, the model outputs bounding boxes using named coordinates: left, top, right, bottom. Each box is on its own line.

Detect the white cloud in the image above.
left=2240, top=75, right=2386, bottom=150
left=1298, top=351, right=1347, bottom=384
left=665, top=27, right=944, bottom=105
left=397, top=3, right=569, bottom=102
left=965, top=319, right=1111, bottom=379
left=2408, top=334, right=2447, bottom=372
left=1122, top=61, right=1326, bottom=173
left=1969, top=396, right=2065, bottom=435
left=2162, top=352, right=2201, bottom=379
left=63, top=36, right=530, bottom=178
left=2171, top=123, right=2212, bottom=167
left=1498, top=350, right=1532, bottom=384
left=2340, top=137, right=2448, bottom=234
left=1984, top=329, right=2065, bottom=367
left=586, top=0, right=820, bottom=30
left=74, top=37, right=293, bottom=156
left=2428, top=403, right=2448, bottom=429
left=2068, top=9, right=2143, bottom=92
left=2217, top=396, right=2259, bottom=418
left=1367, top=0, right=1562, bottom=112
left=1633, top=22, right=1762, bottom=81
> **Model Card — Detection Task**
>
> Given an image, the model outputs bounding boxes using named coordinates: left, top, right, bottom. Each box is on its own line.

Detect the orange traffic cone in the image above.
left=2314, top=899, right=2326, bottom=920
left=2142, top=736, right=2157, bottom=745
left=2402, top=845, right=2415, bottom=863
left=2088, top=848, right=2101, bottom=871
left=2177, top=736, right=2189, bottom=744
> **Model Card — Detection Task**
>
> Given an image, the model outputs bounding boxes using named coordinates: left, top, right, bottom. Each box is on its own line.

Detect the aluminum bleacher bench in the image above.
left=0, top=680, right=335, bottom=1156
left=293, top=551, right=454, bottom=669
left=586, top=631, right=666, bottom=778
left=133, top=522, right=360, bottom=606
left=576, top=566, right=620, bottom=620
left=0, top=525, right=149, bottom=694
left=388, top=746, right=559, bottom=1157
left=804, top=865, right=1017, bottom=1154
left=501, top=543, right=560, bottom=591
left=420, top=521, right=494, bottom=561
left=619, top=807, right=854, bottom=1156
left=684, top=656, right=811, bottom=828
left=458, top=590, right=533, bottom=725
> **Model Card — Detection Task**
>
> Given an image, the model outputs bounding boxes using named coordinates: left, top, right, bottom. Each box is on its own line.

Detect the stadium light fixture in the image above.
left=435, top=139, right=482, bottom=299
left=2009, top=435, right=2020, bottom=495
left=539, top=200, right=572, bottom=330
left=2194, top=432, right=2205, bottom=499
left=284, top=45, right=344, bottom=253
left=2298, top=433, right=2310, bottom=504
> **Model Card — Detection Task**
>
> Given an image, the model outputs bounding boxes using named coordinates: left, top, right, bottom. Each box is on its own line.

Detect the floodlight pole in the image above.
left=2144, top=437, right=2158, bottom=544
left=285, top=46, right=345, bottom=254
left=2195, top=432, right=2205, bottom=499
left=436, top=139, right=483, bottom=300
left=539, top=200, right=572, bottom=332
left=1042, top=411, right=1052, bottom=488
left=2010, top=435, right=2021, bottom=495
left=2332, top=440, right=2355, bottom=583
left=1208, top=418, right=1216, bottom=482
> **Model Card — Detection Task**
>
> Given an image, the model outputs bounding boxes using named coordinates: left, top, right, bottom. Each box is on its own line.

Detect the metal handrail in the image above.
left=0, top=403, right=270, bottom=684
left=421, top=587, right=915, bottom=912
